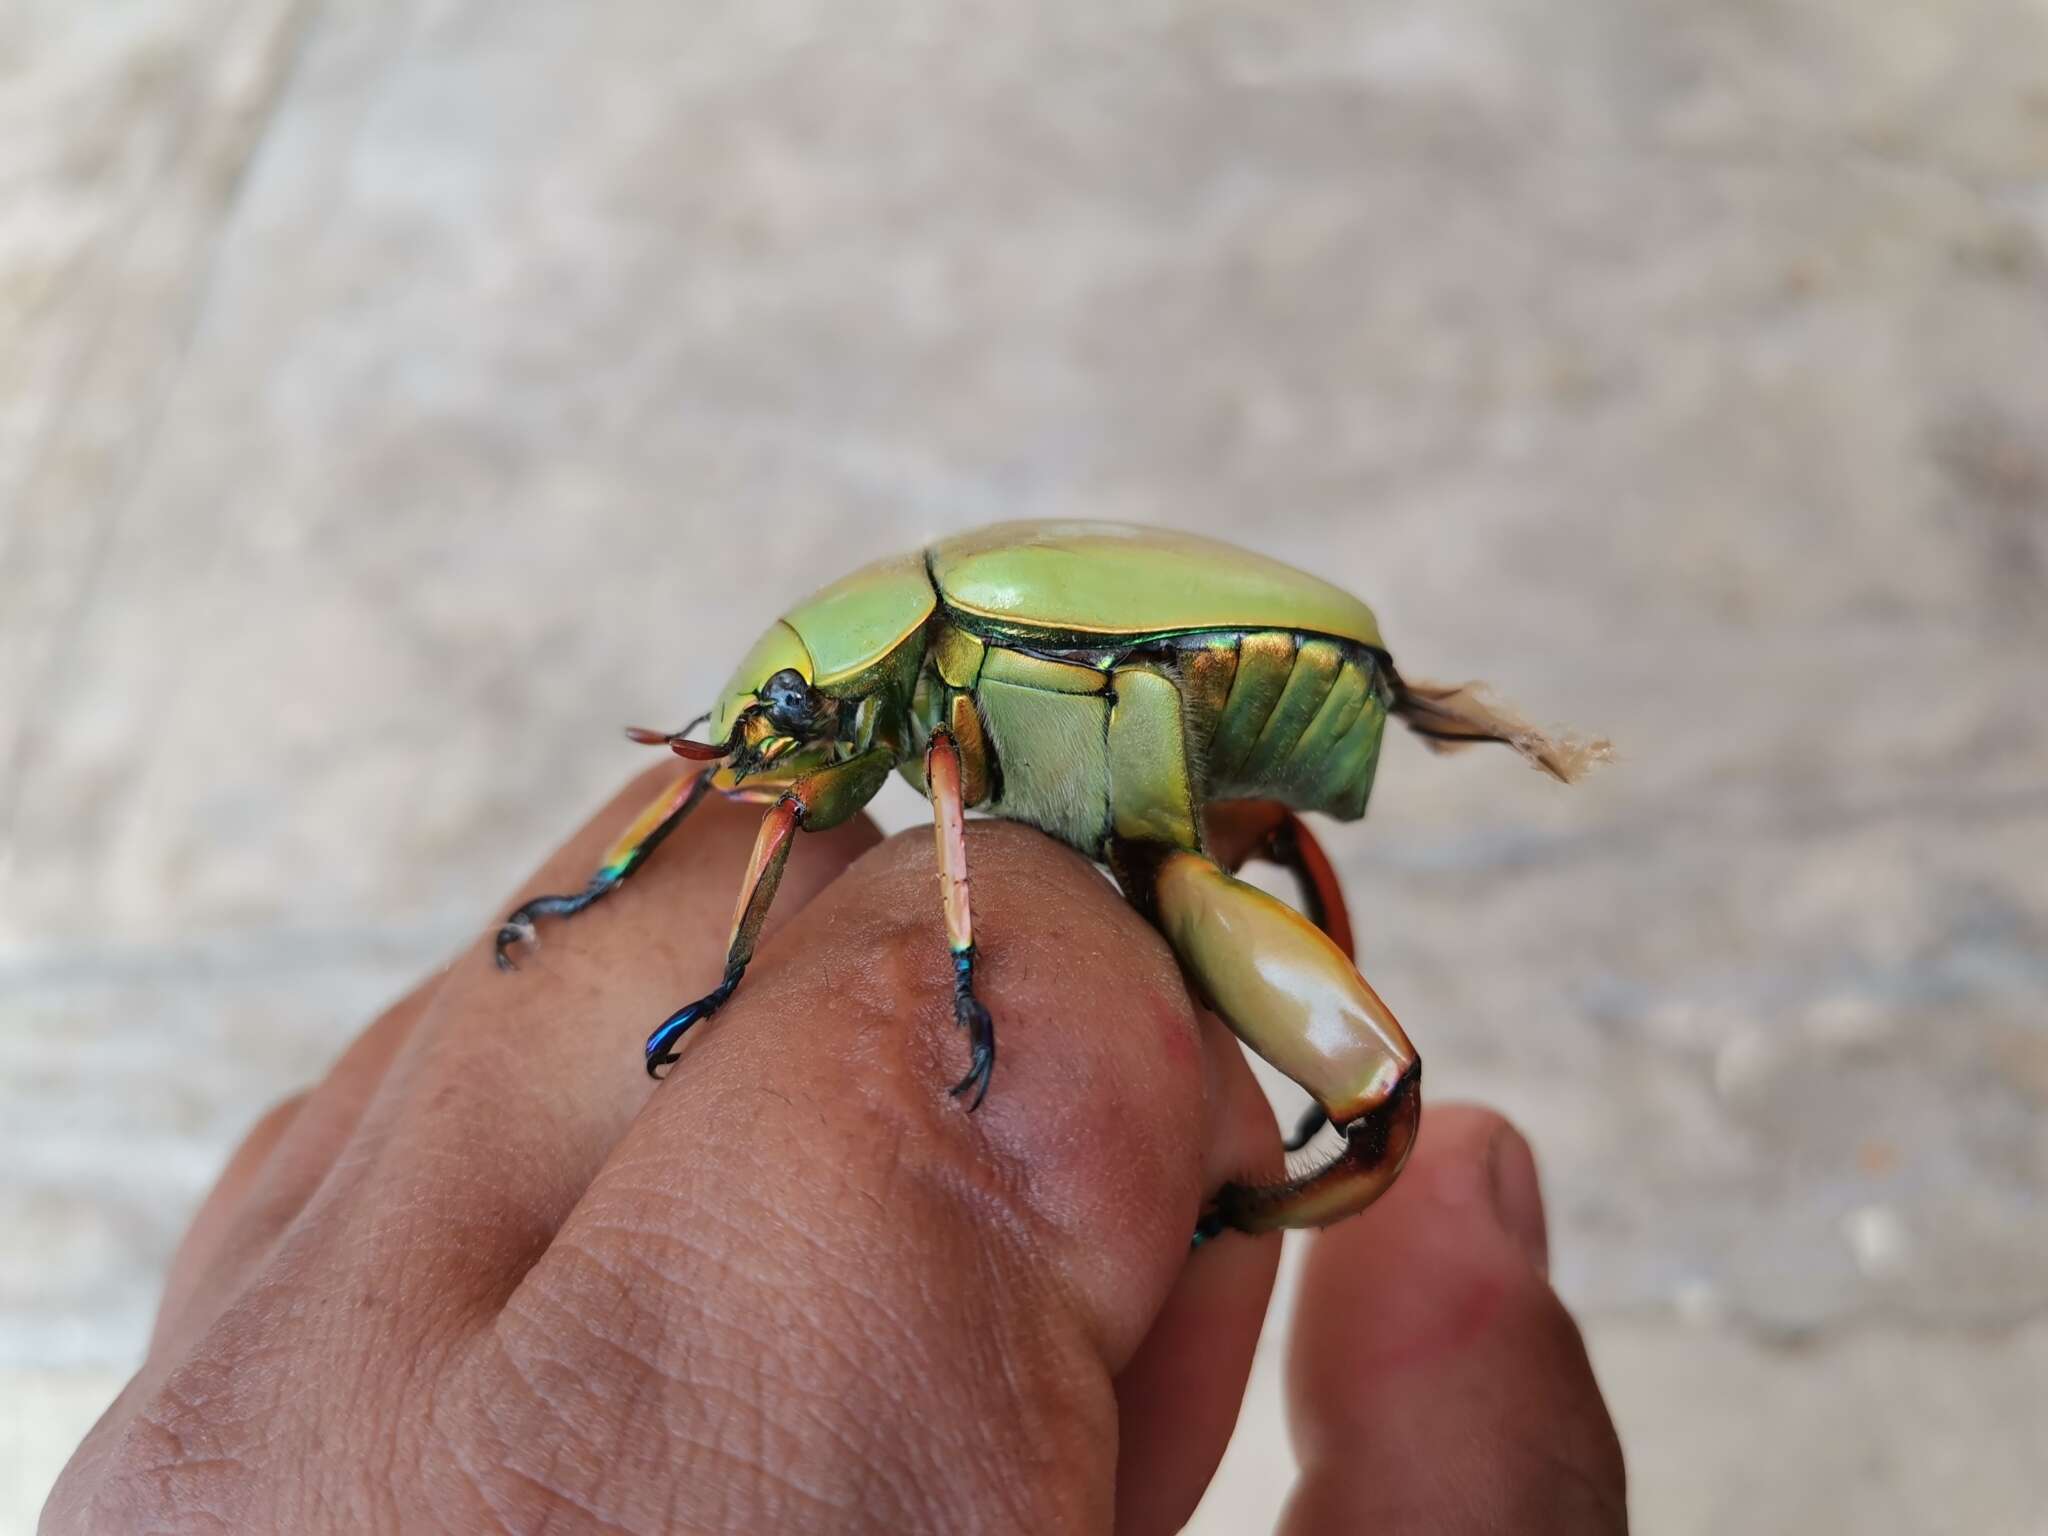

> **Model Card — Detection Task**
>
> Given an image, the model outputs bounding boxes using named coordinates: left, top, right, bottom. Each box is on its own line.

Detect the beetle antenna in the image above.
left=1385, top=665, right=1611, bottom=784
left=624, top=712, right=734, bottom=760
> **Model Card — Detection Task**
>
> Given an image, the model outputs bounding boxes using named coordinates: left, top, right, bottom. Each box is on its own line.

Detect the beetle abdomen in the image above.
left=1178, top=632, right=1390, bottom=822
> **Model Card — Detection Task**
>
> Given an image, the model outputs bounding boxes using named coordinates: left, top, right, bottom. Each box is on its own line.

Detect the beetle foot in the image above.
left=948, top=950, right=996, bottom=1110
left=493, top=919, right=537, bottom=971
left=645, top=966, right=744, bottom=1079
left=950, top=1029, right=995, bottom=1111
left=494, top=882, right=611, bottom=971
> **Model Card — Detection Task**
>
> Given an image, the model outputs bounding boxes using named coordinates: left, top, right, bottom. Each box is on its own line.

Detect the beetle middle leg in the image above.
left=645, top=746, right=894, bottom=1078
left=925, top=727, right=995, bottom=1109
left=495, top=767, right=714, bottom=970
left=1116, top=841, right=1421, bottom=1236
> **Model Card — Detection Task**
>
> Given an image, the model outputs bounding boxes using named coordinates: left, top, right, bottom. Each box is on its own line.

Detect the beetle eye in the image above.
left=759, top=668, right=825, bottom=734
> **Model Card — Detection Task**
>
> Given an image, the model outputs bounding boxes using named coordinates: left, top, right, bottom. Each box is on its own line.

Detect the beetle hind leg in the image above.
left=1203, top=800, right=1358, bottom=1150
left=1119, top=843, right=1421, bottom=1234
left=496, top=767, right=713, bottom=970
left=1202, top=799, right=1356, bottom=961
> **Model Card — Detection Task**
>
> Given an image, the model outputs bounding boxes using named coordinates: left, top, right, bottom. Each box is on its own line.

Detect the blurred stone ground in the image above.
left=3, top=0, right=2045, bottom=1530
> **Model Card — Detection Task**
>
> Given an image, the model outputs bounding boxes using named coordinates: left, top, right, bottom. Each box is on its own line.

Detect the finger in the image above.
left=1112, top=1010, right=1284, bottom=1536
left=1282, top=1106, right=1627, bottom=1535
left=478, top=822, right=1233, bottom=1535
left=279, top=765, right=881, bottom=1316
left=158, top=765, right=881, bottom=1344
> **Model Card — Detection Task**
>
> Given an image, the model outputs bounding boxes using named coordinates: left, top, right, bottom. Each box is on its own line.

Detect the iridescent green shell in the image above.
left=925, top=521, right=1384, bottom=650
left=709, top=521, right=1389, bottom=743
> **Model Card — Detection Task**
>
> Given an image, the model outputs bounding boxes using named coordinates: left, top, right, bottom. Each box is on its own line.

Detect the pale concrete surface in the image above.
left=3, top=0, right=2045, bottom=1531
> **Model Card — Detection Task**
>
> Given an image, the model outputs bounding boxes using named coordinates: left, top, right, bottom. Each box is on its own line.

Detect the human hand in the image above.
left=46, top=766, right=1624, bottom=1533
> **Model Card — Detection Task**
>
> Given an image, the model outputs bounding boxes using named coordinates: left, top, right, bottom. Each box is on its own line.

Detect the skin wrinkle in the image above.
left=417, top=1357, right=516, bottom=1532
left=350, top=1154, right=566, bottom=1322
left=139, top=1296, right=353, bottom=1533
left=512, top=1154, right=1109, bottom=1530
left=441, top=1361, right=589, bottom=1533
left=107, top=1401, right=249, bottom=1533
left=581, top=1116, right=906, bottom=1261
left=761, top=1221, right=1029, bottom=1524
left=343, top=1357, right=419, bottom=1536
left=654, top=1240, right=1029, bottom=1523
left=572, top=1345, right=674, bottom=1528
left=440, top=1435, right=557, bottom=1536
left=498, top=1232, right=682, bottom=1359
left=482, top=1347, right=657, bottom=1536
left=556, top=1204, right=837, bottom=1349
left=778, top=1122, right=1105, bottom=1499
left=515, top=1359, right=876, bottom=1536
left=502, top=1273, right=720, bottom=1420
left=870, top=1236, right=1055, bottom=1523
left=488, top=1233, right=915, bottom=1527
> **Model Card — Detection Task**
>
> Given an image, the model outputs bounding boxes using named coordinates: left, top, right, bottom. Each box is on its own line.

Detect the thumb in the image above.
left=1280, top=1105, right=1627, bottom=1534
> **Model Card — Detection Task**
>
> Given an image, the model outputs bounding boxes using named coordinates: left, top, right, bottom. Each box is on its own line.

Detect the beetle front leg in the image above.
left=644, top=794, right=798, bottom=1074
left=645, top=747, right=895, bottom=1078
left=926, top=728, right=995, bottom=1109
left=496, top=766, right=715, bottom=969
left=1119, top=843, right=1421, bottom=1236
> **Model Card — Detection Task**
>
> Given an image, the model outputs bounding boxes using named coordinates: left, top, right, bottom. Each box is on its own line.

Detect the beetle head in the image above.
left=627, top=664, right=841, bottom=781
left=724, top=667, right=839, bottom=777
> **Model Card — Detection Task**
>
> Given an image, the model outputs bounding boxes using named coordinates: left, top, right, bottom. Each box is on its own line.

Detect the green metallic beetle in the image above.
left=497, top=521, right=1604, bottom=1236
